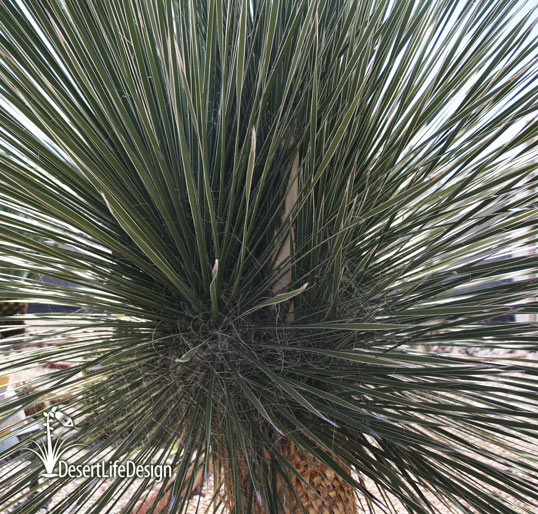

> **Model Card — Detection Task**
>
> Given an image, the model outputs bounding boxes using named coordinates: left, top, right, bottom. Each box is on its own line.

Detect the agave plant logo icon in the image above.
left=25, top=406, right=78, bottom=478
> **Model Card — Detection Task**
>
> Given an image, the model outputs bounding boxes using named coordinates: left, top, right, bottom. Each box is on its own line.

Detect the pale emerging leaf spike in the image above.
left=175, top=342, right=205, bottom=363
left=210, top=259, right=220, bottom=319
left=244, top=282, right=308, bottom=316
left=212, top=259, right=219, bottom=276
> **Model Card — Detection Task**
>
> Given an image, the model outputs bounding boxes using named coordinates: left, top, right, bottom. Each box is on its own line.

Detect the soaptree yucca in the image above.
left=1, top=0, right=538, bottom=512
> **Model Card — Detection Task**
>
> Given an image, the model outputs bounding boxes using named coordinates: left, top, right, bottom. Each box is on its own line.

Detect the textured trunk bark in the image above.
left=277, top=439, right=357, bottom=514
left=222, top=438, right=357, bottom=513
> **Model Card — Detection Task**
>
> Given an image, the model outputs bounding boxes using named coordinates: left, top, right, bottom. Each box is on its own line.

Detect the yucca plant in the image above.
left=1, top=0, right=538, bottom=512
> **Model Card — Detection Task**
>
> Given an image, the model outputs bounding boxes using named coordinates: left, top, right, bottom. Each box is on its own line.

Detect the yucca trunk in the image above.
left=0, top=302, right=27, bottom=339
left=222, top=438, right=357, bottom=514
left=220, top=149, right=353, bottom=513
